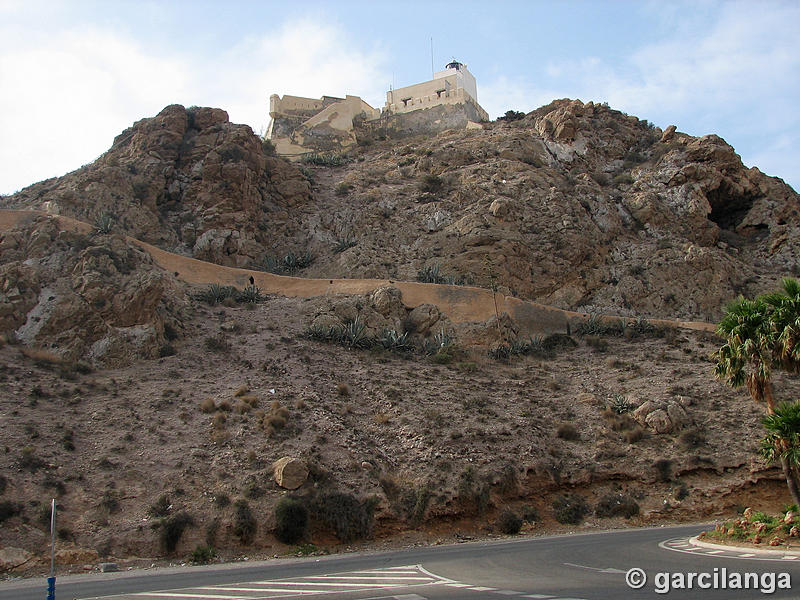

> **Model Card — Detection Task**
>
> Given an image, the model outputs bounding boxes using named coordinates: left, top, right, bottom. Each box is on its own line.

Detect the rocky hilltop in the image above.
left=7, top=99, right=798, bottom=324
left=0, top=100, right=798, bottom=575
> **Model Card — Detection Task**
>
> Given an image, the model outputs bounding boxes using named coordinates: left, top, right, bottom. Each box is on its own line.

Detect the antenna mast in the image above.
left=430, top=37, right=434, bottom=78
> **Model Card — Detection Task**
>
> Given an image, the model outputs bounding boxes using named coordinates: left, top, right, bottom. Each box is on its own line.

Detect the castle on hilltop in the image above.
left=267, top=61, right=489, bottom=157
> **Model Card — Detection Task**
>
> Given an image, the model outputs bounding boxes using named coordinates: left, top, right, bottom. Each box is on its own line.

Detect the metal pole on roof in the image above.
left=430, top=37, right=434, bottom=78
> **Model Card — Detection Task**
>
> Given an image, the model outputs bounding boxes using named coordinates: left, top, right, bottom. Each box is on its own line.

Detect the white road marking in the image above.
left=738, top=553, right=756, bottom=557
left=782, top=555, right=798, bottom=560
left=469, top=587, right=496, bottom=591
left=446, top=583, right=472, bottom=587
left=133, top=595, right=258, bottom=599
left=521, top=595, right=554, bottom=599
left=495, top=591, right=523, bottom=595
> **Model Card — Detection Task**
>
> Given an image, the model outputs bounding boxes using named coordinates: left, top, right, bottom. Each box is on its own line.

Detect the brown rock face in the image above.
left=4, top=99, right=800, bottom=322
left=0, top=214, right=185, bottom=366
left=6, top=105, right=311, bottom=269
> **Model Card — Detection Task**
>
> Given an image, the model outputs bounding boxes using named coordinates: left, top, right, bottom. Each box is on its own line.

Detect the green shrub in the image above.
left=238, top=284, right=264, bottom=303
left=419, top=174, right=444, bottom=195
left=417, top=264, right=473, bottom=286
left=521, top=505, right=540, bottom=523
left=0, top=500, right=21, bottom=523
left=653, top=458, right=673, bottom=482
left=334, top=182, right=352, bottom=196
left=310, top=492, right=378, bottom=543
left=149, top=495, right=171, bottom=518
left=333, top=233, right=357, bottom=253
left=233, top=499, right=257, bottom=544
left=613, top=173, right=634, bottom=186
left=497, top=110, right=526, bottom=122
left=261, top=139, right=276, bottom=156
left=553, top=494, right=589, bottom=525
left=457, top=467, right=490, bottom=515
left=275, top=497, right=308, bottom=544
left=556, top=423, right=580, bottom=441
left=263, top=251, right=314, bottom=275
left=204, top=333, right=231, bottom=353
left=609, top=394, right=634, bottom=414
left=195, top=284, right=237, bottom=305
left=19, top=446, right=45, bottom=472
left=302, top=153, right=348, bottom=167
left=496, top=508, right=523, bottom=534
left=160, top=511, right=194, bottom=554
left=190, top=545, right=217, bottom=564
left=595, top=493, right=640, bottom=518
left=94, top=212, right=116, bottom=234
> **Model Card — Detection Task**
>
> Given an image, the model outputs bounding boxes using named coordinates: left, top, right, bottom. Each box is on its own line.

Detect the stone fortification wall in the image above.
left=361, top=99, right=488, bottom=141
left=385, top=87, right=489, bottom=121
left=268, top=94, right=380, bottom=156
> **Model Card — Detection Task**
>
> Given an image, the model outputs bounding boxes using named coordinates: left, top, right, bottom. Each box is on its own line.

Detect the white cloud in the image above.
left=0, top=18, right=388, bottom=195
left=204, top=20, right=389, bottom=136
left=0, top=27, right=189, bottom=194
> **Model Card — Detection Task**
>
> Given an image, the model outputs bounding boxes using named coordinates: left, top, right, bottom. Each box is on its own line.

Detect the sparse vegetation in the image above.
left=595, top=493, right=640, bottom=518
left=159, top=511, right=194, bottom=554
left=263, top=251, right=314, bottom=275
left=556, top=423, right=580, bottom=441
left=553, top=494, right=590, bottom=525
left=275, top=497, right=308, bottom=544
left=496, top=508, right=523, bottom=534
left=233, top=499, right=256, bottom=544
left=309, top=491, right=378, bottom=543
left=417, top=264, right=473, bottom=286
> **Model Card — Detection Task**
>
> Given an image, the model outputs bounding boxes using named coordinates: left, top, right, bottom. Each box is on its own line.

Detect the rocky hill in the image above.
left=6, top=100, right=799, bottom=324
left=0, top=101, right=799, bottom=575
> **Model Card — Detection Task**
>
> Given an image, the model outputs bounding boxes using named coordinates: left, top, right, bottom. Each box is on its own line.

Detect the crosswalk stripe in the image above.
left=738, top=553, right=756, bottom=557
left=469, top=587, right=496, bottom=591
left=134, top=594, right=258, bottom=599
left=521, top=595, right=554, bottom=599
left=782, top=556, right=798, bottom=560
left=446, top=583, right=472, bottom=587
left=495, top=591, right=523, bottom=595
left=706, top=550, right=724, bottom=554
left=302, top=576, right=435, bottom=580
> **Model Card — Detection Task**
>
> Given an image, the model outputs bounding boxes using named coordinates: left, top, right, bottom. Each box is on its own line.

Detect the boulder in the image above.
left=273, top=457, right=309, bottom=490
left=370, top=286, right=405, bottom=319
left=405, top=304, right=441, bottom=336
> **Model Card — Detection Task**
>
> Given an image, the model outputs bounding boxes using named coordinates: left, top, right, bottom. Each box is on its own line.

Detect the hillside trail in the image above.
left=0, top=208, right=715, bottom=336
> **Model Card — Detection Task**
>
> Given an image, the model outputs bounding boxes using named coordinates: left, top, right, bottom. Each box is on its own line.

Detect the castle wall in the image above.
left=385, top=88, right=489, bottom=121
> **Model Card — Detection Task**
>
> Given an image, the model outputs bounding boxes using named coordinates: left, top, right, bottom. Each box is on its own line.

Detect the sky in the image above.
left=1, top=0, right=798, bottom=195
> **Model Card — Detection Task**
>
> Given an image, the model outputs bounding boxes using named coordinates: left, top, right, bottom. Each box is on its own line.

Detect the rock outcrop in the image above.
left=6, top=105, right=310, bottom=268
left=0, top=213, right=185, bottom=366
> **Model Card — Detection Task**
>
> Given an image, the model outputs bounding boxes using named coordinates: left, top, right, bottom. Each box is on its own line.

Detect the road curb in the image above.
left=689, top=535, right=800, bottom=557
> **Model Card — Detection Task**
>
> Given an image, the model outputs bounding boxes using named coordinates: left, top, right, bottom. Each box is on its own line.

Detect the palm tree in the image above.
left=715, top=296, right=778, bottom=410
left=764, top=278, right=800, bottom=373
left=761, top=402, right=800, bottom=505
left=715, top=293, right=800, bottom=507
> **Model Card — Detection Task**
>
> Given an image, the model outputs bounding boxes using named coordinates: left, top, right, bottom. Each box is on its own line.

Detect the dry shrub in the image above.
left=556, top=423, right=580, bottom=441
left=218, top=400, right=232, bottom=412
left=234, top=385, right=250, bottom=397
left=336, top=383, right=350, bottom=397
left=374, top=412, right=390, bottom=425
left=199, top=398, right=217, bottom=413
left=262, top=401, right=290, bottom=435
left=212, top=413, right=227, bottom=429
left=234, top=401, right=251, bottom=414
left=19, top=347, right=63, bottom=367
left=602, top=409, right=638, bottom=432
left=624, top=427, right=644, bottom=443
left=240, top=394, right=259, bottom=408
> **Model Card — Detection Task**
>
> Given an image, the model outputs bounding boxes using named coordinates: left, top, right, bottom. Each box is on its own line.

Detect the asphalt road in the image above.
left=3, top=524, right=800, bottom=600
